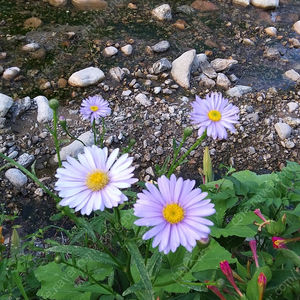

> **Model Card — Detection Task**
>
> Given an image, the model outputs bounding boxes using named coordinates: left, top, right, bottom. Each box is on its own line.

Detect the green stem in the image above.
left=53, top=109, right=62, bottom=167
left=62, top=260, right=121, bottom=298
left=92, top=119, right=97, bottom=145
left=144, top=239, right=151, bottom=266
left=100, top=117, right=105, bottom=148
left=64, top=128, right=86, bottom=146
left=167, top=131, right=207, bottom=177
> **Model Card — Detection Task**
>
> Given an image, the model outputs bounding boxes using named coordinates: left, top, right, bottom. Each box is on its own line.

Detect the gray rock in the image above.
left=2, top=67, right=20, bottom=80
left=102, top=46, right=118, bottom=57
left=21, top=43, right=41, bottom=52
left=34, top=96, right=53, bottom=123
left=153, top=58, right=172, bottom=74
left=54, top=131, right=94, bottom=163
left=283, top=116, right=300, bottom=127
left=151, top=4, right=172, bottom=21
left=120, top=44, right=133, bottom=56
left=177, top=5, right=196, bottom=14
left=226, top=85, right=252, bottom=97
left=198, top=74, right=216, bottom=89
left=0, top=117, right=6, bottom=129
left=17, top=153, right=35, bottom=168
left=263, top=47, right=280, bottom=59
left=216, top=73, right=231, bottom=89
left=171, top=49, right=198, bottom=89
left=135, top=93, right=151, bottom=106
left=5, top=168, right=27, bottom=188
left=287, top=102, right=299, bottom=112
left=109, top=67, right=125, bottom=82
left=197, top=54, right=217, bottom=79
left=151, top=41, right=170, bottom=53
left=275, top=123, right=292, bottom=140
left=210, top=58, right=238, bottom=72
left=68, top=67, right=105, bottom=87
left=284, top=69, right=300, bottom=82
left=0, top=93, right=14, bottom=117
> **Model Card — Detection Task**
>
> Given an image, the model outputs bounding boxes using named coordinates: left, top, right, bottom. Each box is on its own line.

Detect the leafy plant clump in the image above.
left=1, top=93, right=300, bottom=300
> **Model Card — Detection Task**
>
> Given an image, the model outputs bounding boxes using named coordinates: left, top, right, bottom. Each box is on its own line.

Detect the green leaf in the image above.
left=125, top=240, right=154, bottom=300
left=278, top=248, right=300, bottom=267
left=146, top=251, right=163, bottom=278
left=11, top=271, right=29, bottom=300
left=122, top=282, right=145, bottom=296
left=226, top=211, right=262, bottom=228
left=226, top=176, right=249, bottom=196
left=35, top=262, right=88, bottom=300
left=211, top=226, right=256, bottom=238
left=46, top=246, right=120, bottom=269
left=246, top=266, right=272, bottom=300
left=120, top=209, right=138, bottom=230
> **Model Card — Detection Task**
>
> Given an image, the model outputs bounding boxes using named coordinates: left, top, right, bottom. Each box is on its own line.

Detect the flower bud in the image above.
left=216, top=278, right=226, bottom=289
left=203, top=146, right=213, bottom=183
left=197, top=236, right=210, bottom=249
left=49, top=98, right=60, bottom=110
left=11, top=227, right=21, bottom=256
left=183, top=127, right=193, bottom=137
left=58, top=115, right=67, bottom=130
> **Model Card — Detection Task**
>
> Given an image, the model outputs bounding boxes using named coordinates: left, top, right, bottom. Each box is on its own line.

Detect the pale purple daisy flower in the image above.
left=133, top=174, right=215, bottom=254
left=190, top=92, right=239, bottom=140
left=80, top=95, right=111, bottom=123
left=55, top=145, right=137, bottom=215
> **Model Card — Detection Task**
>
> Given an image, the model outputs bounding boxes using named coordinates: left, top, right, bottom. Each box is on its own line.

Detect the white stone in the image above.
left=122, top=90, right=132, bottom=97
left=5, top=169, right=27, bottom=188
left=153, top=87, right=161, bottom=94
left=151, top=41, right=170, bottom=52
left=21, top=43, right=41, bottom=52
left=284, top=69, right=300, bottom=82
left=68, top=67, right=105, bottom=87
left=34, top=96, right=53, bottom=123
left=233, top=0, right=250, bottom=6
left=2, top=67, right=20, bottom=80
left=250, top=0, right=279, bottom=9
left=102, top=46, right=118, bottom=57
left=0, top=93, right=13, bottom=117
left=151, top=4, right=172, bottom=21
left=171, top=49, right=198, bottom=89
left=109, top=67, right=125, bottom=82
left=54, top=131, right=94, bottom=162
left=275, top=123, right=292, bottom=140
left=293, top=21, right=300, bottom=35
left=49, top=0, right=67, bottom=6
left=265, top=27, right=277, bottom=37
left=198, top=74, right=215, bottom=89
left=216, top=73, right=231, bottom=89
left=210, top=58, right=238, bottom=72
left=120, top=44, right=133, bottom=56
left=135, top=93, right=151, bottom=106
left=226, top=85, right=252, bottom=97
left=287, top=102, right=299, bottom=113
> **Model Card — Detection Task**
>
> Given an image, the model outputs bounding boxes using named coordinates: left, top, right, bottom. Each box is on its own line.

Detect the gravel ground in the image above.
left=0, top=0, right=300, bottom=237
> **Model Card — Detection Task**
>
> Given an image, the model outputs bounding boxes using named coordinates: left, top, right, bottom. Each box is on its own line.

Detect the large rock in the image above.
left=211, top=58, right=238, bottom=72
left=34, top=96, right=53, bottom=123
left=226, top=85, right=252, bottom=97
left=171, top=49, right=198, bottom=89
left=5, top=169, right=27, bottom=188
left=0, top=93, right=13, bottom=117
left=275, top=123, right=292, bottom=140
left=197, top=54, right=217, bottom=79
left=293, top=21, right=300, bottom=35
left=284, top=69, right=300, bottom=82
left=72, top=0, right=107, bottom=10
left=151, top=4, right=172, bottom=21
left=250, top=0, right=279, bottom=9
left=232, top=0, right=250, bottom=6
left=53, top=131, right=94, bottom=163
left=68, top=67, right=105, bottom=87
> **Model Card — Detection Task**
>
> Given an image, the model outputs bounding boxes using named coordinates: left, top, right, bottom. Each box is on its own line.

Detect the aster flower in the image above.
left=133, top=174, right=215, bottom=254
left=80, top=95, right=111, bottom=123
left=190, top=92, right=239, bottom=140
left=55, top=145, right=137, bottom=215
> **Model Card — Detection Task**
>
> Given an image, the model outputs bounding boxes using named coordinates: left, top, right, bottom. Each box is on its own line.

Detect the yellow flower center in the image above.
left=163, top=203, right=185, bottom=224
left=85, top=170, right=109, bottom=191
left=90, top=105, right=99, bottom=112
left=208, top=110, right=221, bottom=121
